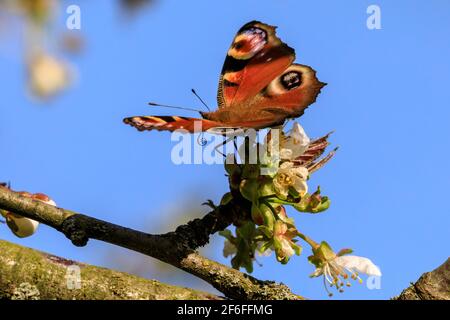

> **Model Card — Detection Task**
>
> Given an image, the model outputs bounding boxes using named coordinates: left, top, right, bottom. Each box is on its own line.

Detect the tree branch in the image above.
left=0, top=186, right=301, bottom=300
left=0, top=239, right=221, bottom=300
left=395, top=258, right=450, bottom=300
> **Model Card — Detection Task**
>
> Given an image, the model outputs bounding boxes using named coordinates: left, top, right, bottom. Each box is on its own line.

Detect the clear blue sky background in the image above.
left=1, top=0, right=449, bottom=299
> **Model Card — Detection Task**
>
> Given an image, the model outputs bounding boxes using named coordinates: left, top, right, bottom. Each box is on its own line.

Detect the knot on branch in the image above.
left=61, top=216, right=89, bottom=246
left=171, top=195, right=251, bottom=251
left=174, top=211, right=225, bottom=250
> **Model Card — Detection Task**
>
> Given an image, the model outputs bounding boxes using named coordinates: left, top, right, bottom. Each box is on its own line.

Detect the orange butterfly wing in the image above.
left=124, top=21, right=325, bottom=134
left=123, top=116, right=221, bottom=133
left=252, top=63, right=326, bottom=119
left=205, top=21, right=325, bottom=127
left=217, top=21, right=295, bottom=108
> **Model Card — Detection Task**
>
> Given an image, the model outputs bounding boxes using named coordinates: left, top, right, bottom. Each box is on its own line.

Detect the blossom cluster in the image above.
left=219, top=123, right=381, bottom=295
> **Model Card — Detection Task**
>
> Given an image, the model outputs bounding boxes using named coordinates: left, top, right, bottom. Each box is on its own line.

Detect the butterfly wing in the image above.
left=253, top=63, right=326, bottom=119
left=123, top=116, right=222, bottom=133
left=217, top=21, right=295, bottom=108
left=123, top=115, right=283, bottom=133
left=125, top=21, right=325, bottom=134
left=210, top=21, right=325, bottom=128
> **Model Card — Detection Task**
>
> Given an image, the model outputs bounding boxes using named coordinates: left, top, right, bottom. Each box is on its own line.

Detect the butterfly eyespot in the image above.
left=281, top=71, right=302, bottom=90
left=233, top=40, right=245, bottom=50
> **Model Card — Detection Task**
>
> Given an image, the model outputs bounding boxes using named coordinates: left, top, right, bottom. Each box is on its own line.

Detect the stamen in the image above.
left=323, top=275, right=333, bottom=297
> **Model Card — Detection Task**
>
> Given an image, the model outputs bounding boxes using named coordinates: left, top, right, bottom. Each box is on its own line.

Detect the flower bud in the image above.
left=239, top=179, right=258, bottom=202
left=4, top=212, right=40, bottom=238
left=251, top=204, right=264, bottom=225
left=1, top=191, right=56, bottom=238
left=259, top=203, right=275, bottom=229
left=241, top=164, right=260, bottom=179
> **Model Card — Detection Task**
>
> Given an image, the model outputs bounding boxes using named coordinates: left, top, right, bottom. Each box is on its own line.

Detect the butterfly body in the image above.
left=124, top=21, right=325, bottom=133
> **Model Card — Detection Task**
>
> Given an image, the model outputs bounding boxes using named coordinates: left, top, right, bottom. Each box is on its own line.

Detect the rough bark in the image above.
left=0, top=239, right=220, bottom=300
left=395, top=258, right=450, bottom=300
left=2, top=239, right=448, bottom=300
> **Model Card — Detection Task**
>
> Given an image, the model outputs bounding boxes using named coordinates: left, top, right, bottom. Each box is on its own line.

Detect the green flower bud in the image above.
left=242, top=164, right=260, bottom=179
left=259, top=202, right=275, bottom=229
left=257, top=180, right=275, bottom=198
left=239, top=179, right=259, bottom=202
left=251, top=203, right=264, bottom=225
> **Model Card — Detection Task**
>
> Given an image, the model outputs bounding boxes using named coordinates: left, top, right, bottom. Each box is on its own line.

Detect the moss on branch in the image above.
left=0, top=239, right=221, bottom=300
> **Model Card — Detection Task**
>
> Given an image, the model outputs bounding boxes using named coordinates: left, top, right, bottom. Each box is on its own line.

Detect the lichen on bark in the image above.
left=0, top=240, right=221, bottom=300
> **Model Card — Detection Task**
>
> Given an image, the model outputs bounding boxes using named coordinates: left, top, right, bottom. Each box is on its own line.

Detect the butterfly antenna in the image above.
left=191, top=89, right=211, bottom=112
left=148, top=102, right=203, bottom=113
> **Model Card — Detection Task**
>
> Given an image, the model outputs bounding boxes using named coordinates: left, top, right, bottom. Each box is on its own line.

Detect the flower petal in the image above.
left=293, top=178, right=308, bottom=196
left=279, top=238, right=295, bottom=258
left=223, top=240, right=237, bottom=258
left=273, top=177, right=288, bottom=197
left=5, top=214, right=39, bottom=238
left=279, top=161, right=294, bottom=170
left=293, top=166, right=309, bottom=180
left=282, top=123, right=310, bottom=159
left=335, top=255, right=382, bottom=276
left=279, top=148, right=293, bottom=160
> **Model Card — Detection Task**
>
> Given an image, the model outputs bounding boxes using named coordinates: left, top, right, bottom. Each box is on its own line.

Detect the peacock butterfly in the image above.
left=123, top=21, right=326, bottom=133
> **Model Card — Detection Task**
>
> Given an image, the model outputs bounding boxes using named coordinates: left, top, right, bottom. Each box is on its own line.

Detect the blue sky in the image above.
left=1, top=0, right=449, bottom=299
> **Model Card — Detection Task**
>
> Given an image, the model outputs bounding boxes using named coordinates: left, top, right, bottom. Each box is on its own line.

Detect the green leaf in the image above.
left=218, top=229, right=234, bottom=242
left=236, top=221, right=256, bottom=239
left=292, top=187, right=331, bottom=214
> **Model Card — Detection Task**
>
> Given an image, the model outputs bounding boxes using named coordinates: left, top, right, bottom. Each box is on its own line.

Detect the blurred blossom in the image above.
left=0, top=0, right=155, bottom=102
left=27, top=51, right=72, bottom=99
left=18, top=0, right=56, bottom=25
left=0, top=0, right=56, bottom=34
